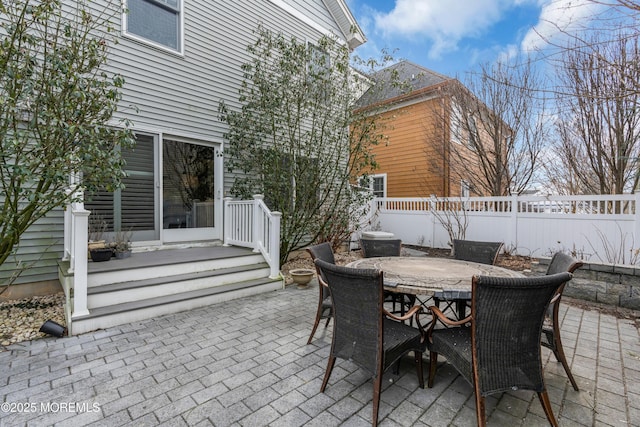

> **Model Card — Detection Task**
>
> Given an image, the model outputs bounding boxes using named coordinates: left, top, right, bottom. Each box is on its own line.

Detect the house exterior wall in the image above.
left=0, top=0, right=356, bottom=289
left=366, top=87, right=499, bottom=199
left=102, top=0, right=343, bottom=194
left=366, top=95, right=473, bottom=198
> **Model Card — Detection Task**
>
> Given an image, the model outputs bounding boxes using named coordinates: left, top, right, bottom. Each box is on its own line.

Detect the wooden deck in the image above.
left=87, top=245, right=257, bottom=273
left=63, top=244, right=283, bottom=335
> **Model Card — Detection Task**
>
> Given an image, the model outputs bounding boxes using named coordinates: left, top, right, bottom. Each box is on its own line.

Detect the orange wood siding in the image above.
left=367, top=100, right=450, bottom=197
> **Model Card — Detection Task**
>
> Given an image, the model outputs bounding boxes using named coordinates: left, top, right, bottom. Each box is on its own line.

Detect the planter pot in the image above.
left=115, top=250, right=132, bottom=259
left=90, top=248, right=112, bottom=262
left=290, top=269, right=315, bottom=288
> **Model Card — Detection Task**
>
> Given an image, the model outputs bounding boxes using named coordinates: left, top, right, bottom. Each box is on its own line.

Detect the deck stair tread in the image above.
left=75, top=276, right=280, bottom=320
left=87, top=245, right=257, bottom=273
left=88, top=262, right=269, bottom=294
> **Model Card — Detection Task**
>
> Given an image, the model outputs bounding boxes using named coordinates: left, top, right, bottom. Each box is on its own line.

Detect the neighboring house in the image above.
left=2, top=0, right=365, bottom=334
left=355, top=61, right=501, bottom=198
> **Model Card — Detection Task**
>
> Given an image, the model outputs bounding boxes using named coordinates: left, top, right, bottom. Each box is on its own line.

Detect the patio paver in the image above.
left=1, top=280, right=638, bottom=426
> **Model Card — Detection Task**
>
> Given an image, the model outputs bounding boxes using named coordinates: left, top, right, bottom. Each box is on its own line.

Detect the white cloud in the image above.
left=369, top=0, right=604, bottom=60
left=521, top=0, right=604, bottom=53
left=373, top=0, right=509, bottom=58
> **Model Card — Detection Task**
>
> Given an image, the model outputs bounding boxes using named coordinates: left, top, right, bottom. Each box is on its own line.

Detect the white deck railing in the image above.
left=369, top=193, right=640, bottom=264
left=224, top=195, right=281, bottom=278
left=63, top=200, right=90, bottom=319
left=64, top=194, right=282, bottom=321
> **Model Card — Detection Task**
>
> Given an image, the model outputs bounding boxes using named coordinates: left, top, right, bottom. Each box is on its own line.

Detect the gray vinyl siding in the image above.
left=0, top=208, right=64, bottom=286
left=103, top=0, right=344, bottom=194
left=3, top=0, right=353, bottom=286
left=278, top=0, right=345, bottom=38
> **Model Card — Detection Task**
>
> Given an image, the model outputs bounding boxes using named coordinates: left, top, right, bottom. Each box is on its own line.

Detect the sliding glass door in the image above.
left=162, top=139, right=218, bottom=242
left=86, top=134, right=159, bottom=242
left=86, top=134, right=220, bottom=245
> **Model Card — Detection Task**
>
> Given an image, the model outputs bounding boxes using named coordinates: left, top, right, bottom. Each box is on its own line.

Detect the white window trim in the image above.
left=371, top=173, right=387, bottom=198
left=122, top=0, right=185, bottom=56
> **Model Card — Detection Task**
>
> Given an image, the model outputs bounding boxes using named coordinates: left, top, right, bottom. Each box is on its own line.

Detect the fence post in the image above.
left=634, top=191, right=640, bottom=251
left=510, top=194, right=518, bottom=252
left=429, top=195, right=436, bottom=248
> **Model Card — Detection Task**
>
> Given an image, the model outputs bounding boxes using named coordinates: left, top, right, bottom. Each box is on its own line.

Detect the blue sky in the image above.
left=346, top=0, right=607, bottom=78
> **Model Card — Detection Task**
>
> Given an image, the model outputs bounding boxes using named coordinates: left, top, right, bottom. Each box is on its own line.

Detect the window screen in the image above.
left=372, top=176, right=385, bottom=198
left=127, top=0, right=180, bottom=51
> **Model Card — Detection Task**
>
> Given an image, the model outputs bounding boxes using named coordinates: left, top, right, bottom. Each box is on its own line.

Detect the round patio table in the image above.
left=346, top=256, right=524, bottom=300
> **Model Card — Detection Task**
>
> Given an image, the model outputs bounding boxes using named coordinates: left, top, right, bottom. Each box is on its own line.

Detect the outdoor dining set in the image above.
left=304, top=238, right=582, bottom=427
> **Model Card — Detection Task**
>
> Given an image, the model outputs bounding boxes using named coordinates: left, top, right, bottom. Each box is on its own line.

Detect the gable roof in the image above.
left=323, top=0, right=366, bottom=50
left=356, top=60, right=453, bottom=108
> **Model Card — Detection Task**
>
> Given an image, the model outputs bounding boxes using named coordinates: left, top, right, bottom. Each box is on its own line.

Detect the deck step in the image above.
left=63, top=245, right=284, bottom=335
left=70, top=276, right=282, bottom=335
left=86, top=262, right=272, bottom=309
left=87, top=248, right=265, bottom=287
left=88, top=262, right=269, bottom=295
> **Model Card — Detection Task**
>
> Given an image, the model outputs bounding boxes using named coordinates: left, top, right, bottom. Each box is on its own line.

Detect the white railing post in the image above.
left=252, top=195, right=264, bottom=253
left=223, top=197, right=232, bottom=246
left=71, top=205, right=90, bottom=318
left=269, top=211, right=281, bottom=278
left=63, top=201, right=72, bottom=261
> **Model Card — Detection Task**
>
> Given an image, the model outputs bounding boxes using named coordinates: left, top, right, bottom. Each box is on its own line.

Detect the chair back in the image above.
left=314, top=258, right=384, bottom=376
left=546, top=252, right=583, bottom=275
left=545, top=251, right=583, bottom=321
left=471, top=272, right=572, bottom=396
left=307, top=242, right=336, bottom=299
left=360, top=239, right=402, bottom=258
left=453, top=239, right=503, bottom=265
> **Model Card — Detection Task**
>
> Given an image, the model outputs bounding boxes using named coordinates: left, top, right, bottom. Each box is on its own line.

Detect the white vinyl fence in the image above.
left=366, top=194, right=640, bottom=265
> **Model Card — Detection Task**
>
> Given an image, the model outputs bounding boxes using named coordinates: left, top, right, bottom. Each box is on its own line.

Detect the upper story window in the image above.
left=307, top=43, right=330, bottom=102
left=308, top=43, right=330, bottom=77
left=125, top=0, right=182, bottom=53
left=461, top=180, right=470, bottom=198
left=467, top=116, right=478, bottom=149
left=450, top=101, right=462, bottom=145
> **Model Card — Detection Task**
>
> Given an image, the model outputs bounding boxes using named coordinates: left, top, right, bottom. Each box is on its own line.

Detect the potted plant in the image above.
left=112, top=228, right=133, bottom=259
left=88, top=215, right=111, bottom=262
left=88, top=214, right=108, bottom=251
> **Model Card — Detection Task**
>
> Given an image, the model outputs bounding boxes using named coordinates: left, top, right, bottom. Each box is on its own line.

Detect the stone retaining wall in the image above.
left=533, top=257, right=640, bottom=311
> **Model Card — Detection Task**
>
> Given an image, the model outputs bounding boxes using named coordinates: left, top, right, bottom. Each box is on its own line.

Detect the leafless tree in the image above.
left=550, top=31, right=640, bottom=194
left=427, top=58, right=548, bottom=196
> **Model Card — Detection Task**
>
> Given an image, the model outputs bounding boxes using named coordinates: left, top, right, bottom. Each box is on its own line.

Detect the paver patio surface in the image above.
left=1, top=281, right=639, bottom=426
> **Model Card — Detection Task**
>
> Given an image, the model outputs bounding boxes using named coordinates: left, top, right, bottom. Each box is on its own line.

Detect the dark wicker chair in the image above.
left=426, top=272, right=573, bottom=427
left=452, top=239, right=503, bottom=265
left=359, top=238, right=403, bottom=257
left=305, top=242, right=336, bottom=344
left=434, top=239, right=504, bottom=319
left=314, top=259, right=425, bottom=427
left=543, top=252, right=584, bottom=391
left=360, top=238, right=415, bottom=315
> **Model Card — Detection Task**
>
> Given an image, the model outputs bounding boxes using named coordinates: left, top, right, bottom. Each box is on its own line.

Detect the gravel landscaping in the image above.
left=0, top=293, right=66, bottom=351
